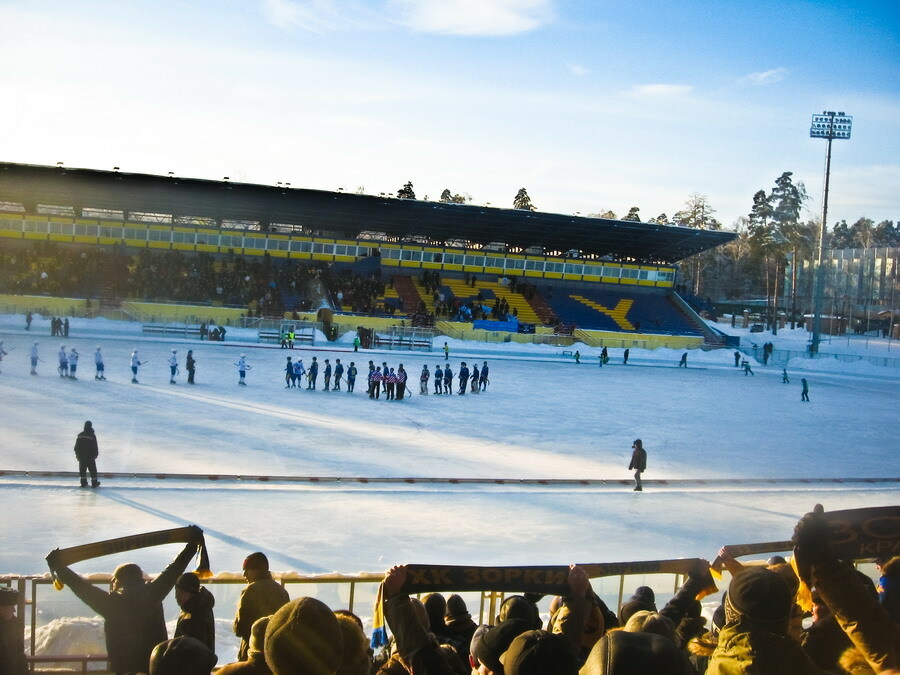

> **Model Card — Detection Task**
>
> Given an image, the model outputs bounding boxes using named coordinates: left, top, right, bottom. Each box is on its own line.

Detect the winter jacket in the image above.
left=74, top=430, right=99, bottom=462
left=51, top=543, right=196, bottom=674
left=383, top=594, right=460, bottom=675
left=708, top=617, right=823, bottom=674
left=175, top=585, right=216, bottom=653
left=812, top=557, right=900, bottom=672
left=233, top=574, right=290, bottom=661
left=186, top=354, right=195, bottom=371
left=0, top=615, right=27, bottom=675
left=628, top=448, right=647, bottom=473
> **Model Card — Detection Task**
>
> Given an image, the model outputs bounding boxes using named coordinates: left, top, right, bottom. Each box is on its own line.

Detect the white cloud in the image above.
left=261, top=0, right=377, bottom=32
left=387, top=0, right=555, bottom=36
left=626, top=84, right=693, bottom=99
left=568, top=63, right=589, bottom=76
left=742, top=68, right=788, bottom=85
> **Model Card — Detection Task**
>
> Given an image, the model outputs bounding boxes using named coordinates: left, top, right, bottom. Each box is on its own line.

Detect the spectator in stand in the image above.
left=233, top=552, right=290, bottom=661
left=174, top=572, right=216, bottom=653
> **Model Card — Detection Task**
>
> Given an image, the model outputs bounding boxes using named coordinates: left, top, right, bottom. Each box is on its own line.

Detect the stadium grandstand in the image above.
left=0, top=162, right=735, bottom=349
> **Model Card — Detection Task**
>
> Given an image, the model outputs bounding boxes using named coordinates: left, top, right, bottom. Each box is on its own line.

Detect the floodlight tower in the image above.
left=808, top=111, right=852, bottom=353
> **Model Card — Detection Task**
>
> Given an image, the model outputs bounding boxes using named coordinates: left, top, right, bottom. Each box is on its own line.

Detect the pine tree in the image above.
left=623, top=207, right=641, bottom=222
left=513, top=188, right=536, bottom=211
left=397, top=181, right=416, bottom=199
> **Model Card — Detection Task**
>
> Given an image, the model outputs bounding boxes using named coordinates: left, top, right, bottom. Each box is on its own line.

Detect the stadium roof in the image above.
left=0, top=162, right=734, bottom=263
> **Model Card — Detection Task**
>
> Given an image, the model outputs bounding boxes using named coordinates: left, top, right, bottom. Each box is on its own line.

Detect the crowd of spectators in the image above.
left=17, top=506, right=899, bottom=674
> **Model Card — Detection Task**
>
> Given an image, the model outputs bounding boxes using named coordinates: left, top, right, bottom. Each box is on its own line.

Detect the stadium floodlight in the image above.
left=808, top=111, right=852, bottom=354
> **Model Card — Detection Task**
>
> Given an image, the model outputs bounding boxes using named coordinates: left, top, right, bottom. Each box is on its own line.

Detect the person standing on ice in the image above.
left=679, top=352, right=688, bottom=368
left=433, top=364, right=443, bottom=394
left=420, top=364, right=430, bottom=394
left=323, top=359, right=332, bottom=390
left=94, top=346, right=106, bottom=380
left=333, top=359, right=344, bottom=391
left=74, top=420, right=100, bottom=488
left=443, top=363, right=453, bottom=394
left=235, top=354, right=250, bottom=386
left=186, top=350, right=196, bottom=384
left=292, top=358, right=305, bottom=387
left=130, top=349, right=142, bottom=383
left=346, top=361, right=357, bottom=392
left=307, top=356, right=318, bottom=390
left=29, top=342, right=39, bottom=375
left=284, top=357, right=294, bottom=388
left=782, top=368, right=790, bottom=384
left=58, top=345, right=68, bottom=378
left=458, top=361, right=469, bottom=395
left=734, top=350, right=741, bottom=367
left=0, top=340, right=7, bottom=374
left=801, top=378, right=810, bottom=402
left=480, top=361, right=489, bottom=391
left=167, top=349, right=179, bottom=384
left=67, top=348, right=79, bottom=380
left=623, top=348, right=630, bottom=365
left=470, top=363, right=480, bottom=393
left=629, top=439, right=647, bottom=492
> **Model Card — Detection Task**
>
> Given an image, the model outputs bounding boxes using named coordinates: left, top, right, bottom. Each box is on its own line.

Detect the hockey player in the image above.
left=433, top=365, right=443, bottom=394
left=420, top=365, right=430, bottom=395
left=385, top=368, right=396, bottom=400
left=346, top=362, right=357, bottom=393
left=58, top=345, right=69, bottom=378
left=333, top=359, right=344, bottom=391
left=443, top=364, right=453, bottom=395
left=623, top=349, right=630, bottom=365
left=782, top=367, right=790, bottom=384
left=30, top=342, right=39, bottom=375
left=396, top=364, right=407, bottom=400
left=381, top=361, right=389, bottom=394
left=479, top=361, right=489, bottom=391
left=284, top=357, right=294, bottom=388
left=293, top=358, right=305, bottom=386
left=130, top=349, right=142, bottom=383
left=323, top=359, right=333, bottom=390
left=68, top=348, right=79, bottom=379
left=234, top=354, right=250, bottom=385
left=167, top=349, right=179, bottom=384
left=470, top=363, right=480, bottom=393
left=94, top=347, right=106, bottom=380
left=307, top=357, right=318, bottom=390
left=801, top=378, right=810, bottom=402
left=369, top=366, right=382, bottom=399
left=457, top=362, right=469, bottom=395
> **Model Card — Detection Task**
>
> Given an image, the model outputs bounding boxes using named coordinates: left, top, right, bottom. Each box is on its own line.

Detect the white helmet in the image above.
left=171, top=349, right=177, bottom=352
left=241, top=353, right=246, bottom=358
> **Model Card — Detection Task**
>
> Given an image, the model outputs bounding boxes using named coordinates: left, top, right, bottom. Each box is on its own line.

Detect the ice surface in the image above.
left=0, top=312, right=897, bottom=663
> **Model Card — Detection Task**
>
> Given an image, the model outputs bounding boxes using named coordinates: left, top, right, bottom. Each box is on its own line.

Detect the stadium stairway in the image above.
left=439, top=278, right=542, bottom=324
left=391, top=275, right=424, bottom=314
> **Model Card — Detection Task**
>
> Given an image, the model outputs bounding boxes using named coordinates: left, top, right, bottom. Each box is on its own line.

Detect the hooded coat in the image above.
left=175, top=585, right=217, bottom=653
left=74, top=423, right=98, bottom=462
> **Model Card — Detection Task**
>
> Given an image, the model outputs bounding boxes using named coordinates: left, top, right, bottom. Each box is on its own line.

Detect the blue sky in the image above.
left=1, top=0, right=898, bottom=228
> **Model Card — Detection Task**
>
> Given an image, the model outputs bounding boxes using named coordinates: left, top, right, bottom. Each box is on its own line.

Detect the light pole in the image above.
left=809, top=111, right=852, bottom=353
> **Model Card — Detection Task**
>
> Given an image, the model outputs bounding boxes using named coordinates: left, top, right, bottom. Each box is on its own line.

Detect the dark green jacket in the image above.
left=53, top=543, right=196, bottom=674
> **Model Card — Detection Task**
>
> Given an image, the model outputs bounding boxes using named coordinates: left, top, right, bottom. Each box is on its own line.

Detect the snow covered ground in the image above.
left=0, top=311, right=897, bottom=663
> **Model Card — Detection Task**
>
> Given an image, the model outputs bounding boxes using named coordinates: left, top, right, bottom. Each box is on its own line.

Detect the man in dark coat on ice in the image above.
left=74, top=421, right=100, bottom=488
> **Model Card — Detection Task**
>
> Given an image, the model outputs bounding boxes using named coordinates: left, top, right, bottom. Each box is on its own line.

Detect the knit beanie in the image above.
left=175, top=572, right=201, bottom=593
left=501, top=629, right=578, bottom=675
left=727, top=567, right=792, bottom=623
left=243, top=552, right=270, bottom=571
left=265, top=597, right=343, bottom=675
left=444, top=594, right=471, bottom=623
left=470, top=619, right=531, bottom=674
left=149, top=636, right=218, bottom=675
left=623, top=610, right=677, bottom=643
left=422, top=592, right=447, bottom=632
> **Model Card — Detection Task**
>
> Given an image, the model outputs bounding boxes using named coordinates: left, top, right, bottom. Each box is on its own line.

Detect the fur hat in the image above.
left=501, top=629, right=579, bottom=675
left=334, top=612, right=370, bottom=675
left=149, top=636, right=217, bottom=675
left=265, top=597, right=343, bottom=675
left=581, top=630, right=693, bottom=675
